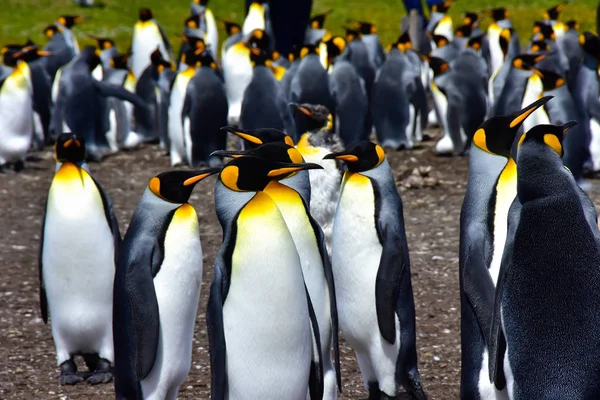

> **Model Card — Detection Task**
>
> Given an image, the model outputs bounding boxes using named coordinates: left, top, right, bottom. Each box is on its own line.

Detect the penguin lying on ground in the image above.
left=113, top=168, right=220, bottom=400
left=40, top=133, right=120, bottom=386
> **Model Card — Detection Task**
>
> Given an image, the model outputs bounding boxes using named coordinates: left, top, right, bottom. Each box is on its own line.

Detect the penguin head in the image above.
left=58, top=15, right=85, bottom=29
left=218, top=156, right=322, bottom=192
left=94, top=37, right=115, bottom=51
left=44, top=25, right=61, bottom=40
left=221, top=127, right=295, bottom=149
left=111, top=53, right=131, bottom=70
left=184, top=15, right=201, bottom=30
left=518, top=121, right=577, bottom=158
left=499, top=28, right=513, bottom=57
left=12, top=45, right=51, bottom=64
left=196, top=50, right=218, bottom=71
left=310, top=10, right=333, bottom=30
left=419, top=54, right=449, bottom=77
left=149, top=169, right=221, bottom=204
left=344, top=27, right=361, bottom=42
left=324, top=141, right=385, bottom=173
left=55, top=133, right=86, bottom=164
left=192, top=0, right=209, bottom=5
left=512, top=53, right=547, bottom=71
left=138, top=8, right=154, bottom=22
left=299, top=44, right=320, bottom=59
left=80, top=46, right=102, bottom=71
left=391, top=31, right=412, bottom=53
left=467, top=35, right=485, bottom=51
left=289, top=103, right=330, bottom=132
left=533, top=68, right=566, bottom=91
left=220, top=20, right=241, bottom=37
left=463, top=11, right=479, bottom=27
left=347, top=20, right=376, bottom=35
left=485, top=8, right=509, bottom=22
left=472, top=96, right=554, bottom=158
left=212, top=142, right=304, bottom=165
left=530, top=40, right=550, bottom=53
left=430, top=0, right=453, bottom=14
left=249, top=47, right=271, bottom=68
left=246, top=29, right=270, bottom=51
left=431, top=34, right=450, bottom=48
left=543, top=4, right=565, bottom=21
left=565, top=20, right=579, bottom=32
left=150, top=48, right=172, bottom=72
left=287, top=45, right=301, bottom=63
left=184, top=35, right=207, bottom=54
left=454, top=25, right=472, bottom=38
left=579, top=32, right=600, bottom=59
left=323, top=36, right=346, bottom=66
left=1, top=45, right=26, bottom=67
left=533, top=22, right=556, bottom=41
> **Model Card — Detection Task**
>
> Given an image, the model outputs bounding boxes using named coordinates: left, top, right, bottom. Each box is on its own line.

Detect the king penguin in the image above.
left=207, top=156, right=325, bottom=400
left=305, top=9, right=334, bottom=45
left=347, top=20, right=385, bottom=69
left=325, top=141, right=426, bottom=400
left=40, top=132, right=120, bottom=385
left=458, top=96, right=552, bottom=399
left=113, top=168, right=219, bottom=400
left=190, top=0, right=219, bottom=61
left=488, top=122, right=600, bottom=399
left=130, top=8, right=173, bottom=81
left=211, top=142, right=343, bottom=399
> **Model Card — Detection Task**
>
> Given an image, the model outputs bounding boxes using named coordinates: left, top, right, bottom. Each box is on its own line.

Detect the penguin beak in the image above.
left=37, top=50, right=51, bottom=57
left=210, top=149, right=245, bottom=159
left=562, top=121, right=578, bottom=133
left=220, top=126, right=263, bottom=145
left=323, top=152, right=359, bottom=162
left=266, top=162, right=323, bottom=178
left=75, top=16, right=87, bottom=24
left=509, top=95, right=554, bottom=128
left=288, top=103, right=312, bottom=116
left=183, top=167, right=223, bottom=186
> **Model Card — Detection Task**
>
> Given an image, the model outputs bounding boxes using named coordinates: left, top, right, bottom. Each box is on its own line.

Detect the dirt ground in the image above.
left=2, top=132, right=596, bottom=400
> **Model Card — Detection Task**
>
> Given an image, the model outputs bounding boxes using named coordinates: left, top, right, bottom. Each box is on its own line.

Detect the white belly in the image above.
left=0, top=74, right=33, bottom=164
left=141, top=204, right=203, bottom=400
left=521, top=77, right=549, bottom=133
left=431, top=84, right=454, bottom=155
left=168, top=74, right=192, bottom=166
left=478, top=350, right=510, bottom=400
left=42, top=168, right=115, bottom=362
left=223, top=48, right=252, bottom=126
left=331, top=172, right=383, bottom=349
left=131, top=24, right=170, bottom=80
left=590, top=118, right=600, bottom=172
left=224, top=192, right=312, bottom=399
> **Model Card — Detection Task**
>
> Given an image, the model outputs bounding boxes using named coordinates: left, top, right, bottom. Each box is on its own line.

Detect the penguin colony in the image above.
left=2, top=0, right=599, bottom=399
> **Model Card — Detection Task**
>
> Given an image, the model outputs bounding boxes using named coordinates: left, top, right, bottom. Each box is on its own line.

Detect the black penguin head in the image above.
left=249, top=47, right=271, bottom=67
left=184, top=35, right=207, bottom=54
left=454, top=25, right=472, bottom=38
left=94, top=37, right=115, bottom=51
left=486, top=8, right=509, bottom=22
left=310, top=10, right=333, bottom=30
left=220, top=20, right=241, bottom=37
left=344, top=27, right=361, bottom=42
left=184, top=14, right=201, bottom=30
left=11, top=46, right=51, bottom=63
left=463, top=11, right=479, bottom=27
left=419, top=54, right=449, bottom=77
left=219, top=156, right=322, bottom=192
left=192, top=0, right=209, bottom=5
left=347, top=20, right=376, bottom=35
left=392, top=31, right=412, bottom=52
left=544, top=4, right=565, bottom=21
left=499, top=28, right=513, bottom=56
left=430, top=0, right=453, bottom=13
left=467, top=35, right=485, bottom=51
left=111, top=52, right=130, bottom=70
left=472, top=96, right=554, bottom=158
left=530, top=40, right=550, bottom=53
left=58, top=15, right=85, bottom=29
left=323, top=141, right=386, bottom=173
left=1, top=45, right=25, bottom=67
left=533, top=22, right=556, bottom=41
left=196, top=50, right=218, bottom=70
left=150, top=48, right=172, bottom=72
left=289, top=103, right=330, bottom=132
left=432, top=34, right=450, bottom=48
left=534, top=68, right=566, bottom=91
left=299, top=44, right=320, bottom=59
left=212, top=142, right=304, bottom=165
left=55, top=133, right=86, bottom=163
left=246, top=29, right=270, bottom=51
left=221, top=127, right=295, bottom=149
left=287, top=45, right=301, bottom=63
left=149, top=169, right=221, bottom=204
left=565, top=20, right=579, bottom=32
left=44, top=25, right=61, bottom=39
left=580, top=32, right=600, bottom=59
left=518, top=121, right=577, bottom=158
left=81, top=46, right=101, bottom=71
left=324, top=36, right=346, bottom=65
left=512, top=53, right=547, bottom=70
left=139, top=8, right=153, bottom=22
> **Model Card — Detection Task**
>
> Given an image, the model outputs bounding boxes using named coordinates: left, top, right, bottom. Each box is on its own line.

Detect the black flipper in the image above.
left=308, top=213, right=342, bottom=391
left=92, top=79, right=148, bottom=109
left=306, top=284, right=324, bottom=400
left=375, top=221, right=405, bottom=345
left=38, top=198, right=49, bottom=324
left=462, top=224, right=496, bottom=348
left=90, top=176, right=121, bottom=262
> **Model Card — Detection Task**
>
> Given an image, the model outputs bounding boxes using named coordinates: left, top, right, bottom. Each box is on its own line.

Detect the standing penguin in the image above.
left=190, top=0, right=219, bottom=61
left=459, top=97, right=552, bottom=399
left=113, top=168, right=219, bottom=400
left=130, top=8, right=172, bottom=81
left=212, top=142, right=342, bottom=399
left=325, top=141, right=426, bottom=400
left=220, top=19, right=243, bottom=55
left=40, top=133, right=120, bottom=385
left=347, top=21, right=385, bottom=69
left=240, top=48, right=295, bottom=136
left=305, top=10, right=334, bottom=45
left=183, top=51, right=228, bottom=167
left=207, top=156, right=325, bottom=400
left=242, top=0, right=273, bottom=42
left=489, top=122, right=600, bottom=399
left=42, top=15, right=85, bottom=81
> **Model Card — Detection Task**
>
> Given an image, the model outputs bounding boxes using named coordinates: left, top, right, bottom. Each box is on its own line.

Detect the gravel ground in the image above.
left=3, top=132, right=594, bottom=400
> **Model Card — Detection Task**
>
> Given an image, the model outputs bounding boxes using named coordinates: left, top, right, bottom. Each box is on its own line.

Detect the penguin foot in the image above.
left=404, top=371, right=427, bottom=400
left=58, top=360, right=83, bottom=385
left=86, top=358, right=113, bottom=385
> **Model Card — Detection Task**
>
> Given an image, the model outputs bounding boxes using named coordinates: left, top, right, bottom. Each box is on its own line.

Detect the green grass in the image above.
left=1, top=0, right=599, bottom=57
